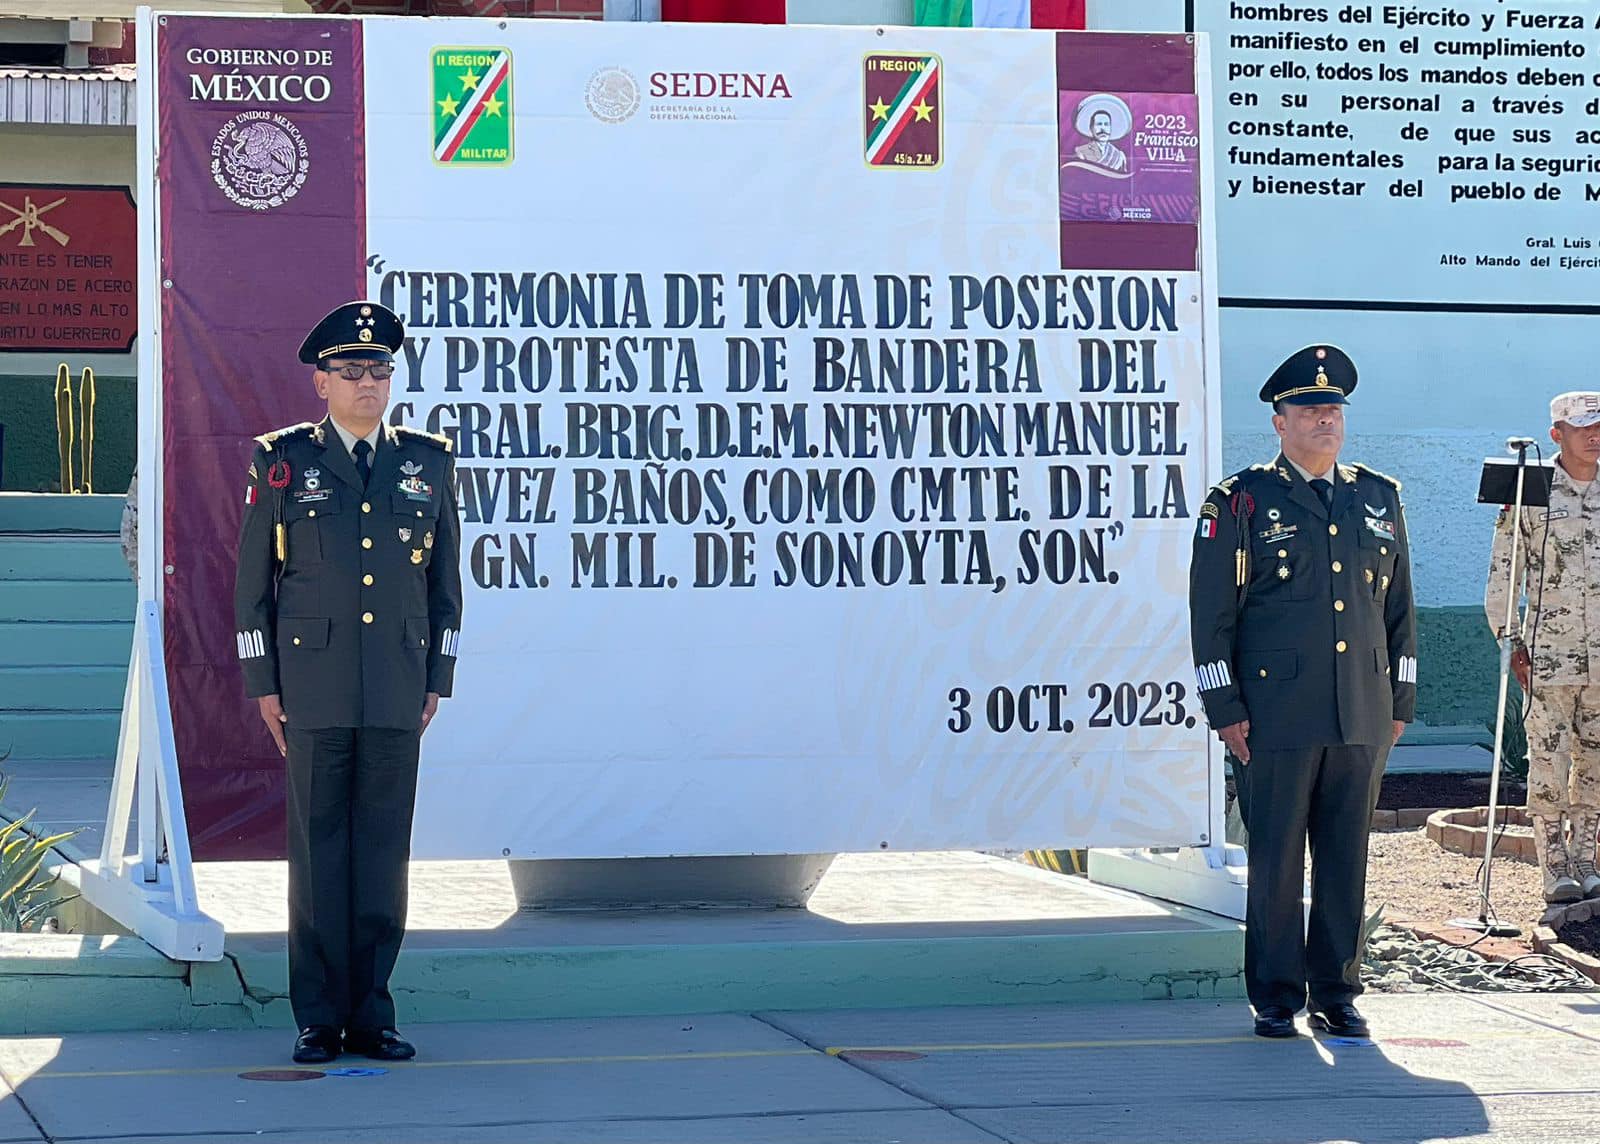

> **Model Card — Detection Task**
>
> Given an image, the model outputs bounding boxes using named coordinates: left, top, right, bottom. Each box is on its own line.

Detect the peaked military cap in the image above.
left=297, top=300, right=405, bottom=365
left=1259, top=344, right=1357, bottom=407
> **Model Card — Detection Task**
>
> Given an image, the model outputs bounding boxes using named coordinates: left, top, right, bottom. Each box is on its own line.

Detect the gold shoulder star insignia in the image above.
left=912, top=99, right=934, bottom=122
left=438, top=92, right=460, bottom=118
left=482, top=93, right=504, bottom=118
left=869, top=97, right=891, bottom=122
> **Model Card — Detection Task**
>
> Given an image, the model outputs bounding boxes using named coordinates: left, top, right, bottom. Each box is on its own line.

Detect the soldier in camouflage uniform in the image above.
left=1485, top=391, right=1600, bottom=904
left=1190, top=345, right=1415, bottom=1041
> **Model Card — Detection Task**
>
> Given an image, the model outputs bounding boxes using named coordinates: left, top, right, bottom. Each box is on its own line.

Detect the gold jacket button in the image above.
left=1331, top=560, right=1343, bottom=573
left=362, top=502, right=371, bottom=513
left=1328, top=524, right=1338, bottom=536
left=1258, top=668, right=1267, bottom=678
left=416, top=510, right=423, bottom=518
left=362, top=538, right=373, bottom=549
left=1381, top=546, right=1388, bottom=556
left=362, top=612, right=374, bottom=624
left=1336, top=640, right=1348, bottom=653
left=363, top=574, right=374, bottom=586
left=1335, top=600, right=1345, bottom=612
left=1277, top=548, right=1288, bottom=558
left=308, top=509, right=317, bottom=518
left=292, top=637, right=301, bottom=646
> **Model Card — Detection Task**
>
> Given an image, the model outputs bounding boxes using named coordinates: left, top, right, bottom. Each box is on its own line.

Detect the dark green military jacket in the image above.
left=234, top=415, right=464, bottom=730
left=1188, top=453, right=1416, bottom=749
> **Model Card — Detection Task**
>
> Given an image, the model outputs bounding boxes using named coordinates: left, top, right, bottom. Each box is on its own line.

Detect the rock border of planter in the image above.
left=1533, top=899, right=1600, bottom=985
left=1424, top=806, right=1536, bottom=863
left=1370, top=806, right=1444, bottom=832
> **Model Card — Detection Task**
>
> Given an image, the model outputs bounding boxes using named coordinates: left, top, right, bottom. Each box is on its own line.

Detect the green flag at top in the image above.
left=915, top=0, right=1084, bottom=26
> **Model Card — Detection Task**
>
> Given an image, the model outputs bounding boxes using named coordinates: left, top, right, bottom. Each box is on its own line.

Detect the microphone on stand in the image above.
left=1456, top=436, right=1552, bottom=936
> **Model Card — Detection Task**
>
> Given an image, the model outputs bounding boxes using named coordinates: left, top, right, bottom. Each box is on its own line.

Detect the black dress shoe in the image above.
left=344, top=1027, right=416, bottom=1061
left=292, top=1026, right=341, bottom=1064
left=1309, top=1003, right=1370, bottom=1038
left=1252, top=1006, right=1299, bottom=1038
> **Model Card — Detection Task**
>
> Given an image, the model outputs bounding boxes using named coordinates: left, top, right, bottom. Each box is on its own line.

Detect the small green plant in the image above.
left=0, top=772, right=79, bottom=933
left=1491, top=687, right=1530, bottom=784
left=1361, top=903, right=1387, bottom=951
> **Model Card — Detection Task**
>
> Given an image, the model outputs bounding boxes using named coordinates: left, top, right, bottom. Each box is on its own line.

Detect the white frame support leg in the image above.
left=61, top=8, right=223, bottom=964
left=67, top=602, right=224, bottom=962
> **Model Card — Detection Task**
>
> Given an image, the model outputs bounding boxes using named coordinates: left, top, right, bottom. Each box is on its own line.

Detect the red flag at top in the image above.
left=662, top=0, right=785, bottom=21
left=1030, top=0, right=1086, bottom=27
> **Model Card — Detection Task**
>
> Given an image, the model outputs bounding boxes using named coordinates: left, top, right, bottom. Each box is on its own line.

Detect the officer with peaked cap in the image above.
left=1486, top=391, right=1600, bottom=904
left=234, top=301, right=463, bottom=1064
left=1188, top=345, right=1416, bottom=1041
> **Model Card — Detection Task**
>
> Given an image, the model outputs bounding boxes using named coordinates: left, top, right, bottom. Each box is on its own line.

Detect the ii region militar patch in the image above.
left=432, top=47, right=513, bottom=166
left=863, top=53, right=942, bottom=170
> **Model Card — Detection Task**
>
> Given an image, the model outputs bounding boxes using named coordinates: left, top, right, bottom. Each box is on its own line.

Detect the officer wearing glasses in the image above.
left=233, top=300, right=463, bottom=1065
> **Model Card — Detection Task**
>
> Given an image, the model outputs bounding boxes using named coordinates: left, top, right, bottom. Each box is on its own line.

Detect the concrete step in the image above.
left=0, top=621, right=133, bottom=667
left=0, top=537, right=129, bottom=581
left=0, top=579, right=135, bottom=622
left=0, top=492, right=123, bottom=534
left=0, top=666, right=127, bottom=712
left=4, top=854, right=1245, bottom=1034
left=0, top=712, right=120, bottom=760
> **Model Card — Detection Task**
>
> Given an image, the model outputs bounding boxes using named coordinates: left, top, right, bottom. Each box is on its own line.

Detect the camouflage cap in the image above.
left=1550, top=391, right=1600, bottom=428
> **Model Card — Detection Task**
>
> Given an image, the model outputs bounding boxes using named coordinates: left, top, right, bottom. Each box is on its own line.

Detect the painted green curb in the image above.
left=0, top=712, right=122, bottom=759
left=0, top=538, right=129, bottom=580
left=0, top=492, right=124, bottom=533
left=0, top=581, right=134, bottom=623
left=0, top=922, right=1244, bottom=1035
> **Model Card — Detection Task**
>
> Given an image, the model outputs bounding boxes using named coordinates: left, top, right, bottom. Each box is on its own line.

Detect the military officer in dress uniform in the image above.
left=234, top=300, right=463, bottom=1065
left=1188, top=345, right=1416, bottom=1041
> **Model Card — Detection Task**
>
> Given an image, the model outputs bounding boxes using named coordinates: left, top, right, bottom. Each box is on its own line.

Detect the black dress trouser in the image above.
left=1241, top=743, right=1389, bottom=1013
left=285, top=725, right=421, bottom=1031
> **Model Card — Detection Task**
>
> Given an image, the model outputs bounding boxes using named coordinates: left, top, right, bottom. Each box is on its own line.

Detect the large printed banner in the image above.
left=1195, top=0, right=1600, bottom=308
left=149, top=15, right=1216, bottom=859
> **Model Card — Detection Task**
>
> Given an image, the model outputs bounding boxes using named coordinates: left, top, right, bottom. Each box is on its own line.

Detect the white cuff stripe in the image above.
left=1398, top=655, right=1417, bottom=684
left=441, top=628, right=459, bottom=658
left=1196, top=659, right=1232, bottom=692
left=236, top=630, right=264, bottom=660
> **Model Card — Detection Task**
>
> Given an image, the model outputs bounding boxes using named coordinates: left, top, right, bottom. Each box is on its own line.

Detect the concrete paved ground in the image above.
left=0, top=993, right=1596, bottom=1143
left=195, top=850, right=1217, bottom=942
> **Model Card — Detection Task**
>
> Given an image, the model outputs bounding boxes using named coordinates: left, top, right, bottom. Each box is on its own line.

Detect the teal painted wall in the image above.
left=0, top=373, right=135, bottom=494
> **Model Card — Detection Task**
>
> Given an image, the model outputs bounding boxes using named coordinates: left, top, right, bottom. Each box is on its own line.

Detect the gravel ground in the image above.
left=1357, top=922, right=1595, bottom=993
left=1366, top=826, right=1546, bottom=943
left=1362, top=924, right=1496, bottom=993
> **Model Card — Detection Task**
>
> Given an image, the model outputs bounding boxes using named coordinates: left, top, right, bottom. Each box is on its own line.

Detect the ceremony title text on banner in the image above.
left=381, top=267, right=1195, bottom=602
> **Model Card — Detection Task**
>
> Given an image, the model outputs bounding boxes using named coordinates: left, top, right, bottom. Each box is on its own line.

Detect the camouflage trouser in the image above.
left=1523, top=685, right=1600, bottom=820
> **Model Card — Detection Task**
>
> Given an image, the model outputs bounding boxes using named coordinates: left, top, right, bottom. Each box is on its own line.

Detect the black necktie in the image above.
left=353, top=439, right=372, bottom=489
left=1310, top=477, right=1334, bottom=513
